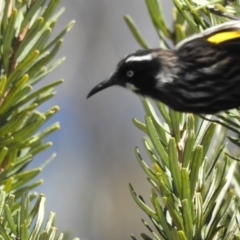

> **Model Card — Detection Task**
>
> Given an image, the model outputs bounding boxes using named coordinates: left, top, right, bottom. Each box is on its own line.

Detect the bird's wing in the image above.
left=175, top=20, right=240, bottom=50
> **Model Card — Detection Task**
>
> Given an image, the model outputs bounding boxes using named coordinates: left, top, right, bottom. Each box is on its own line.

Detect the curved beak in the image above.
left=87, top=76, right=118, bottom=99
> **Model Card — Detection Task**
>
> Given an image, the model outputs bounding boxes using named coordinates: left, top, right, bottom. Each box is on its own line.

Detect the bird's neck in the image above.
left=155, top=49, right=179, bottom=86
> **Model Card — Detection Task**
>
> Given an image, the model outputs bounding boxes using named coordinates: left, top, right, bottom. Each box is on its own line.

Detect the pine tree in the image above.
left=125, top=1, right=240, bottom=239
left=0, top=1, right=78, bottom=239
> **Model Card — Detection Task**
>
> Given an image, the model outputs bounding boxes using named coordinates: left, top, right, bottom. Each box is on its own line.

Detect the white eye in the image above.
left=126, top=70, right=134, bottom=77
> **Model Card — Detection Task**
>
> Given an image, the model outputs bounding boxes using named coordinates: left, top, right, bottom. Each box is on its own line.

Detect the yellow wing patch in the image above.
left=207, top=31, right=240, bottom=44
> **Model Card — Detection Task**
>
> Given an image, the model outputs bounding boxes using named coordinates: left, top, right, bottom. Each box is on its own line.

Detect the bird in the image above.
left=87, top=20, right=240, bottom=114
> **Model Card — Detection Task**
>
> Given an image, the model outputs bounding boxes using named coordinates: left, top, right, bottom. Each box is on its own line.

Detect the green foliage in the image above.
left=0, top=0, right=74, bottom=194
left=125, top=1, right=240, bottom=239
left=0, top=0, right=78, bottom=239
left=131, top=100, right=237, bottom=239
left=0, top=190, right=79, bottom=240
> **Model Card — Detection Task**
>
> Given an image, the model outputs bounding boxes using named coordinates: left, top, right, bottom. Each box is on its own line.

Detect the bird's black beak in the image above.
left=87, top=76, right=118, bottom=99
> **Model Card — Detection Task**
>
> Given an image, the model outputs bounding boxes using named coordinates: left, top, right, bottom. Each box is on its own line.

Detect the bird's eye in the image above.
left=126, top=70, right=134, bottom=77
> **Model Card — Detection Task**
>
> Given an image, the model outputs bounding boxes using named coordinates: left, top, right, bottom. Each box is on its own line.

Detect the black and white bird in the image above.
left=87, top=21, right=240, bottom=114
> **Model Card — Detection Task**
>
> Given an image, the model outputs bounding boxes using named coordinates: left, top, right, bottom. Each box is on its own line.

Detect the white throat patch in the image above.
left=126, top=83, right=139, bottom=91
left=125, top=54, right=153, bottom=63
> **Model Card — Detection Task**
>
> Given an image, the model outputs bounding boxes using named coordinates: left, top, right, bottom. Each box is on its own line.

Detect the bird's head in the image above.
left=87, top=49, right=163, bottom=99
